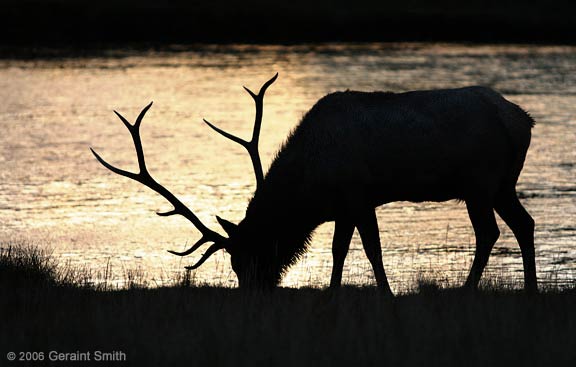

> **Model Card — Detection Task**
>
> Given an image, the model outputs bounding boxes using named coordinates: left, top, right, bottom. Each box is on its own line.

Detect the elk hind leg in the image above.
left=330, top=219, right=355, bottom=288
left=495, top=190, right=537, bottom=292
left=464, top=200, right=500, bottom=290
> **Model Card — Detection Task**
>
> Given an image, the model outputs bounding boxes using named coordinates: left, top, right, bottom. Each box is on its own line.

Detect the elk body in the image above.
left=92, top=74, right=536, bottom=294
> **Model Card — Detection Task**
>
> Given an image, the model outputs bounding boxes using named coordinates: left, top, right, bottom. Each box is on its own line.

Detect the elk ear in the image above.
left=216, top=216, right=238, bottom=237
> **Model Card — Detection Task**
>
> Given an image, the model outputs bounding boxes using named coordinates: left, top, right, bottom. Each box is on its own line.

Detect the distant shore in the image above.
left=0, top=1, right=574, bottom=50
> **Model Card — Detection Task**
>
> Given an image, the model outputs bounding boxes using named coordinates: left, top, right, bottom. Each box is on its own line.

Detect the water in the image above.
left=0, top=43, right=574, bottom=291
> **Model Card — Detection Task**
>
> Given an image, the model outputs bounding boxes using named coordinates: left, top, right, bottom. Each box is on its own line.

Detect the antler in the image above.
left=203, top=73, right=278, bottom=191
left=90, top=102, right=226, bottom=261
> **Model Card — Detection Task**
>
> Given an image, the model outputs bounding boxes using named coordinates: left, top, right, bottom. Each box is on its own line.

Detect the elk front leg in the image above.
left=356, top=209, right=393, bottom=295
left=330, top=219, right=355, bottom=288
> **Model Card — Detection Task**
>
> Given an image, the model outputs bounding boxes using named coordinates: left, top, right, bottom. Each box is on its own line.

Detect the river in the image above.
left=0, top=43, right=574, bottom=291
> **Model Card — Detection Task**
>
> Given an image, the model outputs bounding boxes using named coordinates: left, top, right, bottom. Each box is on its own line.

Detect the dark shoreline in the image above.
left=1, top=1, right=575, bottom=59
left=1, top=40, right=575, bottom=62
left=3, top=284, right=576, bottom=366
left=2, top=244, right=576, bottom=366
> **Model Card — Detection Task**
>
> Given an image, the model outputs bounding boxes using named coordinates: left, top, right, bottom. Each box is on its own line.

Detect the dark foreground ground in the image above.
left=1, top=0, right=575, bottom=50
left=1, top=245, right=575, bottom=366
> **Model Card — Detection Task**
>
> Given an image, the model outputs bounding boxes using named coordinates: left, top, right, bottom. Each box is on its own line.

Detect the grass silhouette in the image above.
left=1, top=243, right=575, bottom=366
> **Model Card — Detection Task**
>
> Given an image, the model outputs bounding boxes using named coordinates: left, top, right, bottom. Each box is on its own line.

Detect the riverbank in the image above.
left=1, top=244, right=575, bottom=366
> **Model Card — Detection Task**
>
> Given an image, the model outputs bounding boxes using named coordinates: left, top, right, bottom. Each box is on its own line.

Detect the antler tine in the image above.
left=203, top=118, right=248, bottom=147
left=167, top=236, right=211, bottom=257
left=203, top=73, right=279, bottom=191
left=134, top=101, right=153, bottom=128
left=185, top=243, right=225, bottom=270
left=112, top=101, right=152, bottom=177
left=91, top=103, right=226, bottom=251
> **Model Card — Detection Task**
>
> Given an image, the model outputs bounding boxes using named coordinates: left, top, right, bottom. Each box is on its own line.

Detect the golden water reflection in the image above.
left=0, top=43, right=574, bottom=291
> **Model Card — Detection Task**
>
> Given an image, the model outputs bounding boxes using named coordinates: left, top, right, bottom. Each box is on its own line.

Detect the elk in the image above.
left=91, top=73, right=536, bottom=294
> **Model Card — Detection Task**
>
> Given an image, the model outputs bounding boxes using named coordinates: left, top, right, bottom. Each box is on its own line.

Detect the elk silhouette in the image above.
left=91, top=73, right=536, bottom=294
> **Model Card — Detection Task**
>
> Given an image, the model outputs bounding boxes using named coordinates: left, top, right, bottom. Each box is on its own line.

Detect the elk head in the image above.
left=91, top=73, right=279, bottom=289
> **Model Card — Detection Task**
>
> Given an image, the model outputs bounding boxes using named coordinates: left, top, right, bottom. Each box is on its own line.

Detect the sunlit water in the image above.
left=0, top=43, right=574, bottom=291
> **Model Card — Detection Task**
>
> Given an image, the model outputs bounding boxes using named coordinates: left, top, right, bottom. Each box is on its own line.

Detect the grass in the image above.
left=1, top=244, right=575, bottom=366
